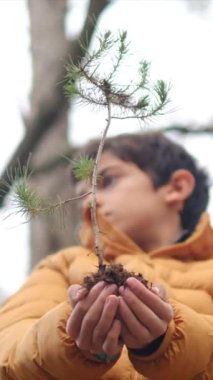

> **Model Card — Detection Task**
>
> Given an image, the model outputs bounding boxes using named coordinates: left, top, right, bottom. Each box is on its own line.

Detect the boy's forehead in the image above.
left=99, top=151, right=138, bottom=171
left=99, top=151, right=120, bottom=169
left=98, top=152, right=133, bottom=174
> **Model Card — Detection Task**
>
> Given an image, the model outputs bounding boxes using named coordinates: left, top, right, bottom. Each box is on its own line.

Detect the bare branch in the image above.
left=70, top=0, right=112, bottom=58
left=0, top=0, right=111, bottom=207
left=161, top=123, right=213, bottom=134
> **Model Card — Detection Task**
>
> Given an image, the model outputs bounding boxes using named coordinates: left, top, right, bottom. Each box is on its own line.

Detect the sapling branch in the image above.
left=65, top=32, right=170, bottom=267
left=3, top=30, right=170, bottom=273
left=10, top=173, right=92, bottom=219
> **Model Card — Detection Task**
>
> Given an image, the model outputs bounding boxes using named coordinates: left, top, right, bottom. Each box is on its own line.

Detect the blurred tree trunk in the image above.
left=28, top=0, right=76, bottom=268
left=27, top=0, right=110, bottom=269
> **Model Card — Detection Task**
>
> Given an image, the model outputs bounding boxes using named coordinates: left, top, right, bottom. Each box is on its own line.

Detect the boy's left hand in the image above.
left=118, top=277, right=173, bottom=350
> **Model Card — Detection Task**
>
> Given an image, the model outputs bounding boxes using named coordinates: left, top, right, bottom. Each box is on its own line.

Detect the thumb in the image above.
left=151, top=283, right=168, bottom=301
left=67, top=284, right=88, bottom=307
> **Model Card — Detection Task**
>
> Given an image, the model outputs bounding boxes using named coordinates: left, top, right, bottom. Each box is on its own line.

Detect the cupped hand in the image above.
left=66, top=282, right=123, bottom=356
left=118, top=277, right=173, bottom=350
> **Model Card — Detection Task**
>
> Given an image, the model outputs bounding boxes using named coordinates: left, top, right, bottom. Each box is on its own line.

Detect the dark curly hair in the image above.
left=73, top=132, right=209, bottom=234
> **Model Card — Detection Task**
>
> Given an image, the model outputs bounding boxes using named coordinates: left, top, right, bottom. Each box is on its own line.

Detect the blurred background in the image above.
left=0, top=0, right=213, bottom=301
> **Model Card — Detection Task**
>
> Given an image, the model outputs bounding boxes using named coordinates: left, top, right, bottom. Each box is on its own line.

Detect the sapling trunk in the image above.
left=68, top=32, right=170, bottom=285
left=7, top=30, right=170, bottom=287
left=90, top=101, right=111, bottom=267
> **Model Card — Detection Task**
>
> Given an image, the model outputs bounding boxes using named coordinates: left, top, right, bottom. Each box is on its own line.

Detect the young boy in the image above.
left=0, top=132, right=212, bottom=380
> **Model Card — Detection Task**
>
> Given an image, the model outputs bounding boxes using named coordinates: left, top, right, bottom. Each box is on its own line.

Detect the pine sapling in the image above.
left=4, top=30, right=170, bottom=287
left=64, top=30, right=170, bottom=287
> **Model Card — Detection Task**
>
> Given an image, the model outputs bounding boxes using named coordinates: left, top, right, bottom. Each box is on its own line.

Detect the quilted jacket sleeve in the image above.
left=128, top=300, right=213, bottom=380
left=115, top=253, right=213, bottom=379
left=0, top=248, right=114, bottom=380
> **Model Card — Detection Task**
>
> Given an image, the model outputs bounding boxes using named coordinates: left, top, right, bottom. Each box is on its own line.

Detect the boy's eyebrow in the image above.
left=98, top=164, right=120, bottom=176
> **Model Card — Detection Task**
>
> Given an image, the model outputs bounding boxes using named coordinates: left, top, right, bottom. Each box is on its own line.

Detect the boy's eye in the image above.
left=98, top=174, right=116, bottom=189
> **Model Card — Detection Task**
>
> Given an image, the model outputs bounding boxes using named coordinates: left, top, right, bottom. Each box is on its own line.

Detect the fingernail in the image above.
left=151, top=286, right=160, bottom=294
left=75, top=287, right=87, bottom=299
left=126, top=277, right=136, bottom=287
left=93, top=281, right=105, bottom=290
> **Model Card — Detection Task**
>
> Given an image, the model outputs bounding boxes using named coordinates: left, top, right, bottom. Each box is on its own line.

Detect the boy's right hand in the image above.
left=66, top=282, right=123, bottom=356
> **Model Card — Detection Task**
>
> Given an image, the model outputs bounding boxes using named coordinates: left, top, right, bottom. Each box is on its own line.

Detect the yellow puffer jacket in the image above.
left=0, top=213, right=213, bottom=380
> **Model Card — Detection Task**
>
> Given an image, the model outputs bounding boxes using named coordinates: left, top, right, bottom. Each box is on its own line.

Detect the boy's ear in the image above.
left=165, top=169, right=195, bottom=211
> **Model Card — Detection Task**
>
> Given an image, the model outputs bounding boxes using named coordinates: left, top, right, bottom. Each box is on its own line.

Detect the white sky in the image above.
left=1, top=0, right=213, bottom=298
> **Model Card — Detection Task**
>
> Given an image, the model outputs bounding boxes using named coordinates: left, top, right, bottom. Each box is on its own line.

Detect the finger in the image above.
left=77, top=284, right=118, bottom=351
left=66, top=281, right=105, bottom=337
left=119, top=296, right=150, bottom=344
left=120, top=322, right=138, bottom=348
left=102, top=319, right=123, bottom=356
left=125, top=277, right=173, bottom=320
left=91, top=295, right=119, bottom=353
left=151, top=283, right=168, bottom=301
left=67, top=284, right=88, bottom=307
left=120, top=287, right=167, bottom=337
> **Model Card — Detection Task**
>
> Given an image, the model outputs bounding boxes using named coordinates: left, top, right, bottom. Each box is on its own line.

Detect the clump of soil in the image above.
left=82, top=263, right=151, bottom=290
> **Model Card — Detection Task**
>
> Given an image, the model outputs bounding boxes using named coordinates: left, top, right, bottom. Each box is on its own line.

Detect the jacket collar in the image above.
left=150, top=213, right=213, bottom=260
left=80, top=210, right=213, bottom=262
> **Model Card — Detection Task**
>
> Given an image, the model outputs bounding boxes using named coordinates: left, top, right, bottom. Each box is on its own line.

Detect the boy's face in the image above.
left=77, top=152, right=180, bottom=251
